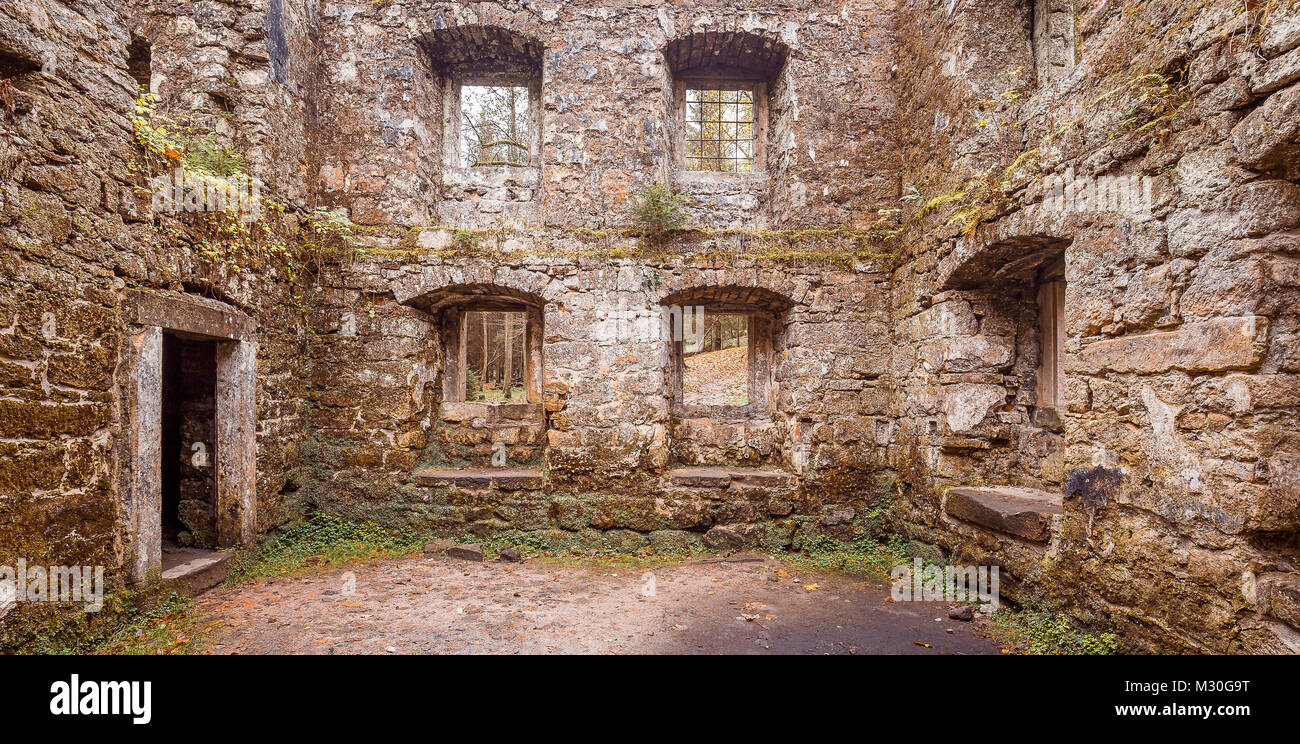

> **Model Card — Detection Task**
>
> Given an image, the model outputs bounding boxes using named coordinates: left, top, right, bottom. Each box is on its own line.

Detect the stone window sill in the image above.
left=673, top=403, right=770, bottom=423
left=439, top=401, right=544, bottom=424
left=442, top=165, right=540, bottom=188
left=670, top=170, right=768, bottom=190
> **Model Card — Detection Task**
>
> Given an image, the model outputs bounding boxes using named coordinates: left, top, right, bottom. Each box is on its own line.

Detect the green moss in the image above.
left=223, top=513, right=425, bottom=585
left=0, top=582, right=208, bottom=655
left=780, top=532, right=910, bottom=581
left=987, top=608, right=1119, bottom=655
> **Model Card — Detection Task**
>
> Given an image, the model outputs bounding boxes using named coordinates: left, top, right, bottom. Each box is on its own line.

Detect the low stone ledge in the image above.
left=667, top=467, right=797, bottom=489
left=945, top=486, right=1063, bottom=542
left=438, top=401, right=543, bottom=423
left=730, top=469, right=797, bottom=488
left=160, top=550, right=232, bottom=595
left=415, top=468, right=545, bottom=491
left=668, top=467, right=732, bottom=487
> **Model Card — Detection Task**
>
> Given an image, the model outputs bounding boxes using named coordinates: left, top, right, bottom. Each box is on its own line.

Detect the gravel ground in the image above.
left=195, top=553, right=1004, bottom=655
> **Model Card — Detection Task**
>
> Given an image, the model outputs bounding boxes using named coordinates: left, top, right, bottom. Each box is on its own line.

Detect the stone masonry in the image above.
left=1, top=0, right=1297, bottom=653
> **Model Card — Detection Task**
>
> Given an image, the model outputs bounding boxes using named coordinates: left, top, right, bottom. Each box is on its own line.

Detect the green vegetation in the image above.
left=631, top=185, right=690, bottom=236
left=452, top=228, right=483, bottom=249
left=224, top=513, right=425, bottom=585
left=781, top=532, right=911, bottom=580
left=303, top=206, right=360, bottom=264
left=0, top=584, right=208, bottom=655
left=95, top=591, right=212, bottom=655
left=988, top=608, right=1118, bottom=655
left=131, top=93, right=247, bottom=180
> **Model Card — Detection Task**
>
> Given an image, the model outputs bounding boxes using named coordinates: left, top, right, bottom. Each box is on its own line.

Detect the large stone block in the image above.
left=945, top=486, right=1063, bottom=542
left=1233, top=82, right=1300, bottom=170
left=919, top=335, right=1015, bottom=373
left=1070, top=316, right=1269, bottom=375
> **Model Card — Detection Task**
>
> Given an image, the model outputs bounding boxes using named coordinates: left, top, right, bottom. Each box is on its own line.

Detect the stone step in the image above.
left=415, top=467, right=545, bottom=490
left=945, top=486, right=1063, bottom=542
left=667, top=467, right=797, bottom=489
left=161, top=550, right=232, bottom=595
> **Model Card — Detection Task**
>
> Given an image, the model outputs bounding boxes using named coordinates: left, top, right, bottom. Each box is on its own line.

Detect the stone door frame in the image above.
left=118, top=290, right=256, bottom=581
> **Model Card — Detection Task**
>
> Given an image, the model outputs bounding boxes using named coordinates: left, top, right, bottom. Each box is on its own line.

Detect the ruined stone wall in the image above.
left=891, top=0, right=1300, bottom=653
left=130, top=0, right=320, bottom=205
left=303, top=239, right=897, bottom=550
left=293, top=1, right=905, bottom=547
left=1, top=0, right=315, bottom=581
left=310, top=0, right=898, bottom=229
left=6, top=0, right=1298, bottom=656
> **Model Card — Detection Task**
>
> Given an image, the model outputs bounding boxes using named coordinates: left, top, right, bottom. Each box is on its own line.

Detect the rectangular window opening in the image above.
left=460, top=85, right=531, bottom=168
left=464, top=310, right=528, bottom=403
left=683, top=311, right=750, bottom=407
left=685, top=87, right=756, bottom=173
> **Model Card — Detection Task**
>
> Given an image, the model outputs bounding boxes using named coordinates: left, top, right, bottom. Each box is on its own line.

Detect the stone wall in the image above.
left=890, top=0, right=1300, bottom=653
left=4, top=0, right=1299, bottom=654
left=0, top=0, right=313, bottom=581
left=302, top=238, right=896, bottom=548
left=310, top=0, right=898, bottom=229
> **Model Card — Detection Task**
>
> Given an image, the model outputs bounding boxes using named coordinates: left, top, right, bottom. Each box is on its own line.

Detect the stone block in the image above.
left=945, top=486, right=1063, bottom=542
left=446, top=543, right=483, bottom=561
left=1070, top=317, right=1269, bottom=375
left=669, top=467, right=732, bottom=487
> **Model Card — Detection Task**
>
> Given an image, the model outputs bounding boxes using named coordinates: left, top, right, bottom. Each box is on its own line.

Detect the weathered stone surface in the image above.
left=729, top=469, right=797, bottom=488
left=129, top=290, right=254, bottom=341
left=942, top=383, right=1008, bottom=433
left=668, top=468, right=732, bottom=488
left=945, top=487, right=1063, bottom=542
left=703, top=526, right=746, bottom=551
left=1259, top=573, right=1300, bottom=630
left=423, top=539, right=457, bottom=554
left=415, top=468, right=546, bottom=490
left=446, top=543, right=484, bottom=562
left=1233, top=82, right=1300, bottom=170
left=949, top=606, right=974, bottom=621
left=1070, top=317, right=1269, bottom=374
left=161, top=549, right=232, bottom=595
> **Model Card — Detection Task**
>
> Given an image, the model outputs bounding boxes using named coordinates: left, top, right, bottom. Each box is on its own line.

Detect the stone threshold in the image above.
left=415, top=467, right=545, bottom=491
left=945, top=486, right=1063, bottom=543
left=666, top=467, right=797, bottom=489
left=161, top=545, right=233, bottom=595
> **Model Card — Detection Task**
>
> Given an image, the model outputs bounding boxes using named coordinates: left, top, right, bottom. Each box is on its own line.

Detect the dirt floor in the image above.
left=195, top=553, right=1004, bottom=655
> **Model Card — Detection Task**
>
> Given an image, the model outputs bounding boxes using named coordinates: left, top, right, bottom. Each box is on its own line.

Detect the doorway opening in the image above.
left=160, top=332, right=219, bottom=551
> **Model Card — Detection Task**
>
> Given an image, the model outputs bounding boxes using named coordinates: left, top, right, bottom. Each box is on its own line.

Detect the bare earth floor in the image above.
left=194, top=554, right=1004, bottom=655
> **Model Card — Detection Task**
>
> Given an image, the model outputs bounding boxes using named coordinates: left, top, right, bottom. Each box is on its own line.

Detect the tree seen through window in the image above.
left=683, top=311, right=750, bottom=406
left=465, top=310, right=528, bottom=402
left=460, top=85, right=530, bottom=167
left=685, top=88, right=756, bottom=172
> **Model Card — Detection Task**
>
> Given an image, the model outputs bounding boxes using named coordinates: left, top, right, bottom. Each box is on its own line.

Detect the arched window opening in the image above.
left=664, top=31, right=790, bottom=175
